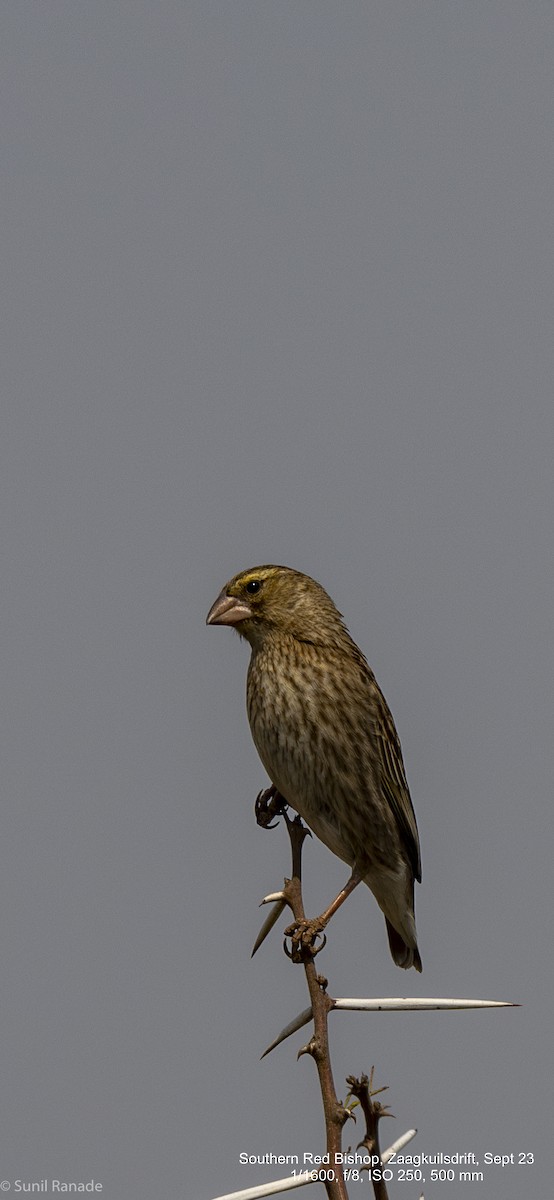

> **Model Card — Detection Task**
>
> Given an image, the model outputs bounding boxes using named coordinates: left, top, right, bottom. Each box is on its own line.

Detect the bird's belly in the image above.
left=250, top=718, right=356, bottom=868
left=246, top=648, right=399, bottom=875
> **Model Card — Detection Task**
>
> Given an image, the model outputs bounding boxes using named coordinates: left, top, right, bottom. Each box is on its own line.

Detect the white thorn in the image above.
left=261, top=1006, right=313, bottom=1058
left=251, top=900, right=286, bottom=956
left=382, top=1128, right=418, bottom=1163
left=260, top=891, right=286, bottom=906
left=209, top=1171, right=317, bottom=1199
left=332, top=996, right=516, bottom=1011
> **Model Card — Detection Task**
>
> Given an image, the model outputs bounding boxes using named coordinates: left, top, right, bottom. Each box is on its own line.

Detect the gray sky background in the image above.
left=1, top=4, right=552, bottom=1199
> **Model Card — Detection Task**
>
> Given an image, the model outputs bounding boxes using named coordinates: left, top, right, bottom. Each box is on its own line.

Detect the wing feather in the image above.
left=371, top=687, right=422, bottom=882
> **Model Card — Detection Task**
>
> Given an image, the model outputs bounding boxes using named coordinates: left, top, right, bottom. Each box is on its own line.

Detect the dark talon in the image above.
left=255, top=786, right=288, bottom=829
left=283, top=937, right=294, bottom=961
left=283, top=917, right=328, bottom=962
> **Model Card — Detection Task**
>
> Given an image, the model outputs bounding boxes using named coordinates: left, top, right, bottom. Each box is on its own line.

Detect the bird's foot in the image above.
left=284, top=916, right=328, bottom=963
left=255, top=786, right=288, bottom=829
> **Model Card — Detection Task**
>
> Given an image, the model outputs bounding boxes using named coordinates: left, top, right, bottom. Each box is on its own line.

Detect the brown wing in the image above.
left=371, top=685, right=422, bottom=882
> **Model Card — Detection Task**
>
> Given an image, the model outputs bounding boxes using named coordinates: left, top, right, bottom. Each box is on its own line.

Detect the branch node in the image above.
left=297, top=1038, right=317, bottom=1061
left=346, top=1070, right=394, bottom=1173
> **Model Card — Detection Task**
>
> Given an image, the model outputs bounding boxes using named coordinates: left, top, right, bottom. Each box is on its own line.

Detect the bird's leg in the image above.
left=284, top=868, right=362, bottom=959
left=317, top=869, right=363, bottom=925
left=254, top=785, right=288, bottom=829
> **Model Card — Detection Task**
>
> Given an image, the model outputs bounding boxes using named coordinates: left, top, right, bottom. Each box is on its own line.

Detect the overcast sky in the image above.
left=1, top=4, right=553, bottom=1200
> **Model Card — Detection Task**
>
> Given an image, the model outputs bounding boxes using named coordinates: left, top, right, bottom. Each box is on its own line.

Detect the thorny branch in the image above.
left=255, top=789, right=391, bottom=1200
left=347, top=1070, right=393, bottom=1200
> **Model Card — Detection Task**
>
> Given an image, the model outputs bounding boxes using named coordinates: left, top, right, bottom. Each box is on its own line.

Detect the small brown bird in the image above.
left=206, top=565, right=422, bottom=971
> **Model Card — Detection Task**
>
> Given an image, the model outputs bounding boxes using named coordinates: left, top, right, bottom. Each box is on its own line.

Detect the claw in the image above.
left=283, top=918, right=328, bottom=962
left=255, top=787, right=288, bottom=829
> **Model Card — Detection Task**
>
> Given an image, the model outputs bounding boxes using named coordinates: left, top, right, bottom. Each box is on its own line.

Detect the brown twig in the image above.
left=346, top=1070, right=393, bottom=1200
left=255, top=797, right=391, bottom=1200
left=264, top=810, right=347, bottom=1200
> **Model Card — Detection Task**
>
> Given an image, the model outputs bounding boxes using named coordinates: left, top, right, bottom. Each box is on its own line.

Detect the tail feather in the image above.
left=386, top=918, right=422, bottom=972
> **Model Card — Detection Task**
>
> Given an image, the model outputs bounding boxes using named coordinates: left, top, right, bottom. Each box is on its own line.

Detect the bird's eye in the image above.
left=245, top=579, right=262, bottom=595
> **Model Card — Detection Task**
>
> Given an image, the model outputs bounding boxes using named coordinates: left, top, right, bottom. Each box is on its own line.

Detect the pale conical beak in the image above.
left=206, top=591, right=253, bottom=627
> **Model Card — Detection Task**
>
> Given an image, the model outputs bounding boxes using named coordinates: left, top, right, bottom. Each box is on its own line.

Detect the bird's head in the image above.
left=206, top=564, right=352, bottom=651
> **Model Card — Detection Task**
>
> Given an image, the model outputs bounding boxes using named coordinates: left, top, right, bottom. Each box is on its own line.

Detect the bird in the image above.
left=206, top=564, right=422, bottom=971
